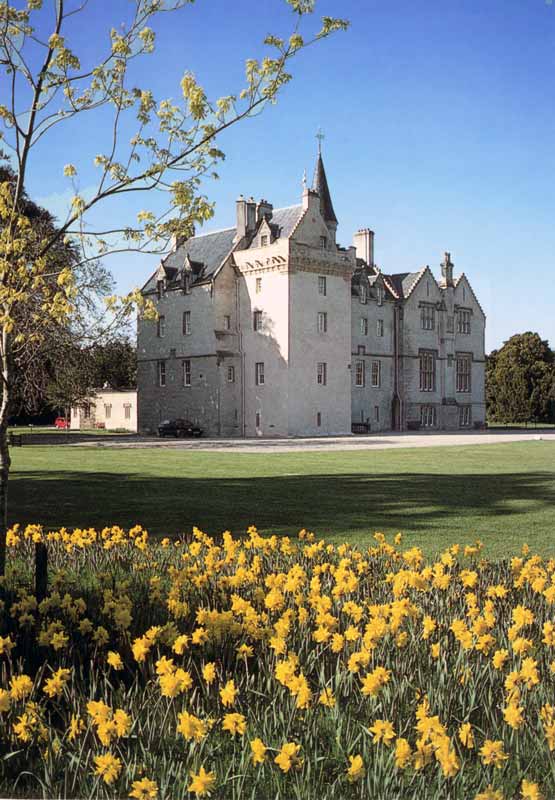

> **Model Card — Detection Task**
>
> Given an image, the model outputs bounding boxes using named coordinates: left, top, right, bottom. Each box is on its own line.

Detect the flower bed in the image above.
left=0, top=523, right=553, bottom=799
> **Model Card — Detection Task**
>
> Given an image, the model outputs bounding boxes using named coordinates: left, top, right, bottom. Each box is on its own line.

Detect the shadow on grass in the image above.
left=11, top=469, right=555, bottom=539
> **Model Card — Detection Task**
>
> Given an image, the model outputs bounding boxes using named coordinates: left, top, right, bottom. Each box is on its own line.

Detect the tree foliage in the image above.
left=486, top=332, right=555, bottom=424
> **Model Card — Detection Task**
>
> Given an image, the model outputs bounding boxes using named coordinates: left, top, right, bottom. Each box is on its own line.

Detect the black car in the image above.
left=158, top=418, right=203, bottom=438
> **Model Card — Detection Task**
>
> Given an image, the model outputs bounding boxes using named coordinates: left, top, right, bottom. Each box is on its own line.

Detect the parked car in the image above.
left=158, top=418, right=203, bottom=438
left=54, top=417, right=70, bottom=429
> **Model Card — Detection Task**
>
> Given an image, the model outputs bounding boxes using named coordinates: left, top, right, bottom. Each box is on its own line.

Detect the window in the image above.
left=360, top=317, right=368, bottom=336
left=446, top=316, right=455, bottom=334
left=158, top=361, right=166, bottom=387
left=224, top=315, right=231, bottom=330
left=255, top=412, right=261, bottom=428
left=371, top=360, right=381, bottom=388
left=317, top=362, right=327, bottom=385
left=83, top=404, right=90, bottom=419
left=420, top=405, right=437, bottom=428
left=183, top=359, right=191, bottom=386
left=376, top=319, right=384, bottom=337
left=355, top=360, right=365, bottom=387
left=456, top=354, right=472, bottom=393
left=419, top=351, right=435, bottom=392
left=157, top=315, right=165, bottom=337
left=320, top=236, right=327, bottom=249
left=255, top=362, right=264, bottom=386
left=260, top=235, right=268, bottom=247
left=124, top=403, right=131, bottom=420
left=227, top=365, right=235, bottom=383
left=316, top=411, right=322, bottom=427
left=421, top=304, right=435, bottom=330
left=360, top=285, right=367, bottom=304
left=377, top=286, right=384, bottom=306
left=183, top=310, right=191, bottom=335
left=317, top=312, right=328, bottom=334
left=447, top=354, right=454, bottom=367
left=457, top=309, right=471, bottom=334
left=253, top=310, right=263, bottom=332
left=104, top=404, right=112, bottom=419
left=156, top=279, right=164, bottom=298
left=357, top=345, right=366, bottom=355
left=256, top=277, right=262, bottom=294
left=318, top=276, right=327, bottom=296
left=183, top=272, right=191, bottom=294
left=375, top=405, right=380, bottom=422
left=459, top=405, right=472, bottom=428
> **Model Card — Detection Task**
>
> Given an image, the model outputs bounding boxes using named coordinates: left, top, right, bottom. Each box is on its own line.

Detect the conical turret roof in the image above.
left=312, top=152, right=338, bottom=225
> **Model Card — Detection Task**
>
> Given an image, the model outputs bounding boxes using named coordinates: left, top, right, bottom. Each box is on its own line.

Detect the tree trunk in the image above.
left=0, top=330, right=11, bottom=576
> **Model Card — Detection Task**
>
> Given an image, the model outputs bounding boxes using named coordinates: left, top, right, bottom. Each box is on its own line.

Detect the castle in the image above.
left=137, top=151, right=486, bottom=437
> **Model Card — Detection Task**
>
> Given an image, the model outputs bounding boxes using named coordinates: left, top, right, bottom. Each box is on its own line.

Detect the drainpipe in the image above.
left=235, top=274, right=246, bottom=438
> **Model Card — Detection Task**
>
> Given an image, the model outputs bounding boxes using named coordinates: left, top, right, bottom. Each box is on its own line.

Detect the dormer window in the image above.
left=156, top=279, right=164, bottom=299
left=260, top=235, right=269, bottom=247
left=377, top=286, right=384, bottom=306
left=320, top=236, right=327, bottom=250
left=183, top=272, right=191, bottom=294
left=360, top=285, right=367, bottom=304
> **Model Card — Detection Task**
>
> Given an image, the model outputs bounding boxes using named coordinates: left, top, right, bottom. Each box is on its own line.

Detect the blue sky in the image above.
left=10, top=0, right=555, bottom=352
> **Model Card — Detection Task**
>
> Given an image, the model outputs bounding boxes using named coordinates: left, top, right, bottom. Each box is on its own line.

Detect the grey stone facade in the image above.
left=138, top=154, right=486, bottom=436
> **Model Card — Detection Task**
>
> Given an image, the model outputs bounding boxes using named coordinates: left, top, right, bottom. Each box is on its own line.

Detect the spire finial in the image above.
left=316, top=127, right=325, bottom=155
left=302, top=168, right=307, bottom=190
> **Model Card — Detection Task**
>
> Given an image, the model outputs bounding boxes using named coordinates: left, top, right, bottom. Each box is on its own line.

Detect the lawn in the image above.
left=9, top=440, right=555, bottom=559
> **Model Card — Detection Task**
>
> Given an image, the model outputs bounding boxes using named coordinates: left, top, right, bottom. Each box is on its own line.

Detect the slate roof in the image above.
left=383, top=270, right=425, bottom=299
left=247, top=205, right=303, bottom=249
left=162, top=227, right=237, bottom=281
left=312, top=153, right=338, bottom=225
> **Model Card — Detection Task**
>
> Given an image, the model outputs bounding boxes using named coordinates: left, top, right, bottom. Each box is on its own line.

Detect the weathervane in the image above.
left=301, top=169, right=307, bottom=190
left=316, top=127, right=325, bottom=154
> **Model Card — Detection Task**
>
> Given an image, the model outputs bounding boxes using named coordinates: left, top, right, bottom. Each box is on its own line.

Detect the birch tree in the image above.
left=0, top=0, right=349, bottom=573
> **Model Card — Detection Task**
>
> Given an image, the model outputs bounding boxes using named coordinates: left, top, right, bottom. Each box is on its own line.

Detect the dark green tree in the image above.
left=486, top=332, right=555, bottom=423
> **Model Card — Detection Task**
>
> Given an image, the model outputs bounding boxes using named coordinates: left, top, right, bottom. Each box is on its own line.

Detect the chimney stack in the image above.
left=235, top=195, right=257, bottom=242
left=441, top=251, right=454, bottom=287
left=353, top=229, right=374, bottom=266
left=257, top=199, right=273, bottom=223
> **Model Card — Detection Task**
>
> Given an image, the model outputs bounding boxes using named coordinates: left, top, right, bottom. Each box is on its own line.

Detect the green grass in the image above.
left=9, top=440, right=555, bottom=559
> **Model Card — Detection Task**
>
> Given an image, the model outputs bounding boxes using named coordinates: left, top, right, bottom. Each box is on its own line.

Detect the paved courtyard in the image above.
left=79, top=429, right=555, bottom=453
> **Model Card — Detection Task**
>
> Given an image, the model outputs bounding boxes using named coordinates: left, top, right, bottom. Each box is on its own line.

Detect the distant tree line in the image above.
left=486, top=332, right=555, bottom=424
left=11, top=337, right=137, bottom=424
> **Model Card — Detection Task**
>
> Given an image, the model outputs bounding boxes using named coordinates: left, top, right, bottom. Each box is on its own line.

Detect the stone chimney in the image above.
left=302, top=186, right=320, bottom=212
left=441, top=251, right=454, bottom=287
left=353, top=229, right=374, bottom=266
left=257, top=199, right=273, bottom=223
left=235, top=195, right=257, bottom=241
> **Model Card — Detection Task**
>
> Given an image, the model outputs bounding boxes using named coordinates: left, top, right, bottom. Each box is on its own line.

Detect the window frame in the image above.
left=253, top=310, right=263, bottom=332
left=157, top=314, right=166, bottom=338
left=457, top=308, right=471, bottom=335
left=459, top=405, right=472, bottom=427
left=255, top=362, right=265, bottom=386
left=420, top=405, right=437, bottom=428
left=318, top=275, right=327, bottom=296
left=158, top=361, right=166, bottom=388
left=376, top=285, right=384, bottom=306
left=183, top=310, right=191, bottom=335
left=456, top=353, right=472, bottom=393
left=124, top=403, right=131, bottom=420
left=355, top=360, right=365, bottom=387
left=419, top=350, right=436, bottom=392
left=371, top=360, right=381, bottom=388
left=360, top=316, right=368, bottom=336
left=317, top=362, right=327, bottom=386
left=376, top=319, right=384, bottom=337
left=420, top=303, right=435, bottom=331
left=317, top=311, right=328, bottom=334
left=360, top=284, right=367, bottom=304
left=183, top=359, right=191, bottom=387
left=255, top=277, right=262, bottom=294
left=227, top=365, right=235, bottom=383
left=104, top=403, right=112, bottom=420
